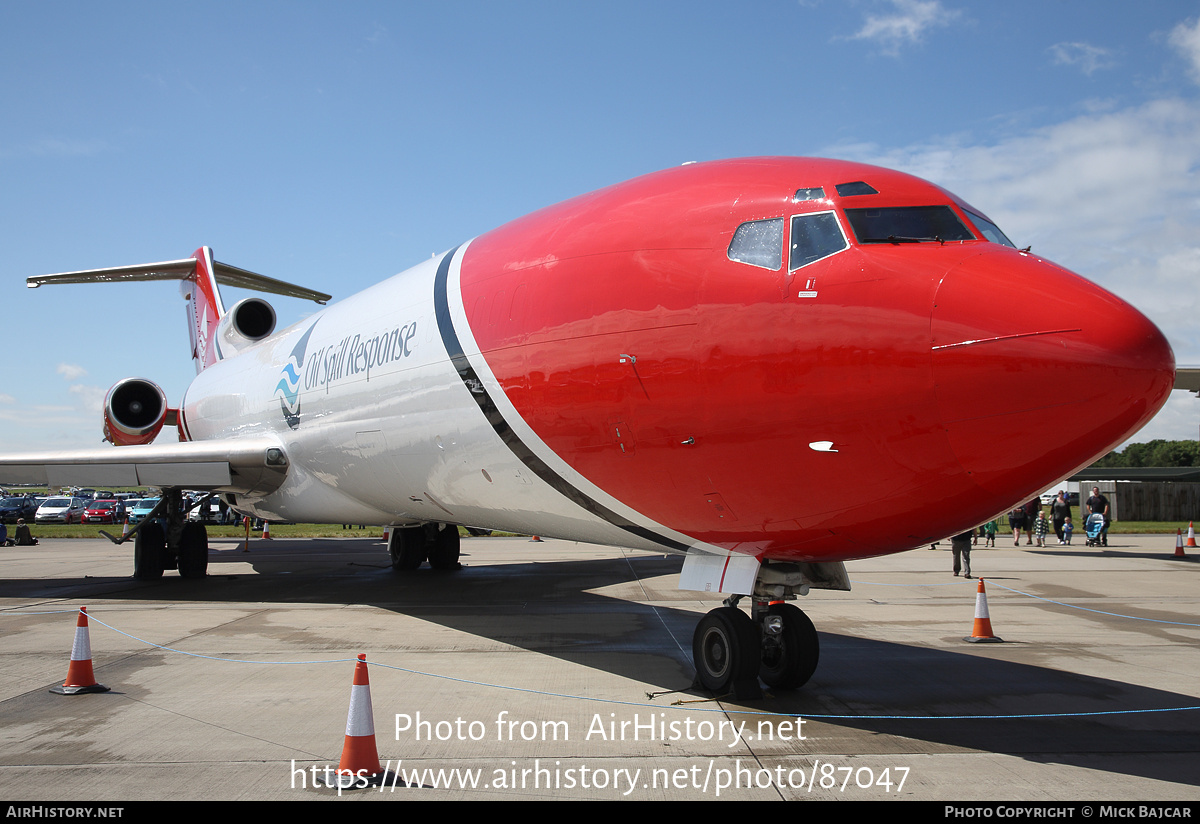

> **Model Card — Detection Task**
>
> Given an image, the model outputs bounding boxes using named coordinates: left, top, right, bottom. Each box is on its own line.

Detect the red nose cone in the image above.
left=931, top=248, right=1174, bottom=497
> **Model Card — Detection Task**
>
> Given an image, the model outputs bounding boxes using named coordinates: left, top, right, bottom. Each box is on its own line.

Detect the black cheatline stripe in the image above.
left=433, top=246, right=691, bottom=552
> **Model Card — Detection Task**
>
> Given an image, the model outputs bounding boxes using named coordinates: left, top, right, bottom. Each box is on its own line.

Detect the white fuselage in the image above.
left=181, top=247, right=696, bottom=554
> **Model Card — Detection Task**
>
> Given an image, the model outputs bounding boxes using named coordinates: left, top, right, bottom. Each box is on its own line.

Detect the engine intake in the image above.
left=104, top=378, right=168, bottom=446
left=217, top=297, right=277, bottom=356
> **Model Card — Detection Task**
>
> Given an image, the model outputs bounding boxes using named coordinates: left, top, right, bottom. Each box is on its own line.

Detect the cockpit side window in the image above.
left=844, top=206, right=974, bottom=243
left=963, top=209, right=1016, bottom=248
left=790, top=211, right=848, bottom=270
left=727, top=217, right=784, bottom=270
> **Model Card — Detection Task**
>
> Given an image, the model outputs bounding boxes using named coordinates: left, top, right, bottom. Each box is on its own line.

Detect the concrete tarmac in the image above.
left=0, top=533, right=1197, bottom=801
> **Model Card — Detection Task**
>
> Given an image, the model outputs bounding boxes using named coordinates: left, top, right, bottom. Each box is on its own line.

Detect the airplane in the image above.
left=0, top=157, right=1177, bottom=698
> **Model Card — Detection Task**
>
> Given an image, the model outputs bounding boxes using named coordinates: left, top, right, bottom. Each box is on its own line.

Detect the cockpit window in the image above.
left=844, top=206, right=974, bottom=243
left=835, top=181, right=878, bottom=197
left=963, top=209, right=1016, bottom=247
left=790, top=212, right=848, bottom=270
left=727, top=217, right=784, bottom=270
left=793, top=187, right=826, bottom=202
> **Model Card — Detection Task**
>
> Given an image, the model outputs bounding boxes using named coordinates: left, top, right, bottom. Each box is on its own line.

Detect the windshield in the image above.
left=963, top=209, right=1016, bottom=247
left=844, top=206, right=974, bottom=244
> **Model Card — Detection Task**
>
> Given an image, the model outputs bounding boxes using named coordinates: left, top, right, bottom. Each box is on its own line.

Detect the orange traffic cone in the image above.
left=50, top=607, right=110, bottom=694
left=121, top=518, right=131, bottom=538
left=1187, top=522, right=1197, bottom=548
left=329, top=654, right=386, bottom=789
left=529, top=535, right=543, bottom=542
left=963, top=579, right=1003, bottom=643
left=1176, top=529, right=1186, bottom=558
left=261, top=521, right=272, bottom=540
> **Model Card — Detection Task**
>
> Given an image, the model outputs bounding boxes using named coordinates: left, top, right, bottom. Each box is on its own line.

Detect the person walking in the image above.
left=1085, top=486, right=1110, bottom=547
left=1051, top=491, right=1072, bottom=544
left=951, top=530, right=973, bottom=579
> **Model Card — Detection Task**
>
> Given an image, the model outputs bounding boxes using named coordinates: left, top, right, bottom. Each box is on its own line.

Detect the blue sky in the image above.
left=2, top=0, right=1199, bottom=451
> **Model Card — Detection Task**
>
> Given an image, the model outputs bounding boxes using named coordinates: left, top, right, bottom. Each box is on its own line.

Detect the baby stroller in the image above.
left=1084, top=513, right=1106, bottom=547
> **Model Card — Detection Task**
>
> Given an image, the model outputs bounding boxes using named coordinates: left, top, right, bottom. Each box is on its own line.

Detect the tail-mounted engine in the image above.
left=216, top=297, right=277, bottom=358
left=103, top=378, right=170, bottom=446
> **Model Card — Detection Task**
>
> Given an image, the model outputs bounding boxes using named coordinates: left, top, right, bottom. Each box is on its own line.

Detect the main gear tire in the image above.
left=692, top=607, right=760, bottom=694
left=389, top=526, right=427, bottom=571
left=134, top=521, right=165, bottom=580
left=427, top=526, right=461, bottom=571
left=178, top=522, right=209, bottom=579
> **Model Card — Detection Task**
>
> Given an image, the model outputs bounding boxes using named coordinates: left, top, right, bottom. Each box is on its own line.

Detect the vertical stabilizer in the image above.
left=185, top=246, right=227, bottom=373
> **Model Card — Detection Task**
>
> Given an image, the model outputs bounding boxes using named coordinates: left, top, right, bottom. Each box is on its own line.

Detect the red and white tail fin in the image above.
left=187, top=246, right=226, bottom=372
left=27, top=246, right=332, bottom=373
left=184, top=247, right=226, bottom=371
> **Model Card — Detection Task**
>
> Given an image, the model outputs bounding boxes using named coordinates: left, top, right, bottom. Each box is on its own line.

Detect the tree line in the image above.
left=1090, top=439, right=1200, bottom=468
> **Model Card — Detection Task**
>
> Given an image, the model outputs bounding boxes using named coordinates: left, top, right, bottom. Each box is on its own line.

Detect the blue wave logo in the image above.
left=275, top=323, right=316, bottom=429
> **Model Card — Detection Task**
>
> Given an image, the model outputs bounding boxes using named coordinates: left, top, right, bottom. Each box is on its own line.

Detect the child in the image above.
left=1062, top=516, right=1073, bottom=546
left=1034, top=510, right=1049, bottom=547
left=983, top=519, right=998, bottom=547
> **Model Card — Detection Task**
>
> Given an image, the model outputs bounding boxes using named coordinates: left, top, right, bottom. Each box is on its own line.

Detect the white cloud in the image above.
left=1127, top=392, right=1198, bottom=443
left=1169, top=18, right=1200, bottom=85
left=364, top=22, right=388, bottom=47
left=56, top=363, right=87, bottom=381
left=1049, top=42, right=1115, bottom=75
left=0, top=138, right=107, bottom=160
left=826, top=97, right=1200, bottom=442
left=0, top=365, right=108, bottom=449
left=849, top=0, right=960, bottom=56
left=67, top=384, right=106, bottom=415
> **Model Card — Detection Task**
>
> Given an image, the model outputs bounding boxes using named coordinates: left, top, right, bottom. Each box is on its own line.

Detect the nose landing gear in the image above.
left=757, top=602, right=819, bottom=689
left=691, top=597, right=819, bottom=698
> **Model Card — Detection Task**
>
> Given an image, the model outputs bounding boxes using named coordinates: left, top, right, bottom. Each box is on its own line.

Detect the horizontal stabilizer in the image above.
left=27, top=257, right=331, bottom=305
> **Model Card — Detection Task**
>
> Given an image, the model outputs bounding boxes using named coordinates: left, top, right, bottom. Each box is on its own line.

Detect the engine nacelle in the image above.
left=103, top=378, right=168, bottom=446
left=216, top=297, right=277, bottom=357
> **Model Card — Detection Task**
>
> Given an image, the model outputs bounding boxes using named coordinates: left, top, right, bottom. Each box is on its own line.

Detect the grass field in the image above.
left=997, top=519, right=1193, bottom=535
left=13, top=523, right=445, bottom=540
left=13, top=520, right=1194, bottom=540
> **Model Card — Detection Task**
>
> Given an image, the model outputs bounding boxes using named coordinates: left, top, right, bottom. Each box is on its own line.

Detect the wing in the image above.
left=0, top=437, right=288, bottom=495
left=1175, top=366, right=1200, bottom=394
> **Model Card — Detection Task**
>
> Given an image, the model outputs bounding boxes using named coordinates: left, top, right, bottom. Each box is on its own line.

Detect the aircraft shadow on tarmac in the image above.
left=3, top=537, right=1197, bottom=788
left=1027, top=546, right=1199, bottom=563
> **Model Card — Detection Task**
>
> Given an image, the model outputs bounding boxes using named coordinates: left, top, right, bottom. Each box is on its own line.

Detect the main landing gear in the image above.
left=388, top=523, right=461, bottom=571
left=131, top=488, right=209, bottom=580
left=692, top=597, right=819, bottom=699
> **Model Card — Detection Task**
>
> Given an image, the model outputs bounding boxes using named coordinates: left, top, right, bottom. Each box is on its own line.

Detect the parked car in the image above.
left=36, top=497, right=87, bottom=524
left=126, top=498, right=160, bottom=525
left=83, top=499, right=126, bottom=524
left=0, top=496, right=40, bottom=524
left=187, top=498, right=224, bottom=523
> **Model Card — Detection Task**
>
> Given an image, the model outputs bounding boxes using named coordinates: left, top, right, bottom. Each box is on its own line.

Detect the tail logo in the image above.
left=275, top=323, right=317, bottom=429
